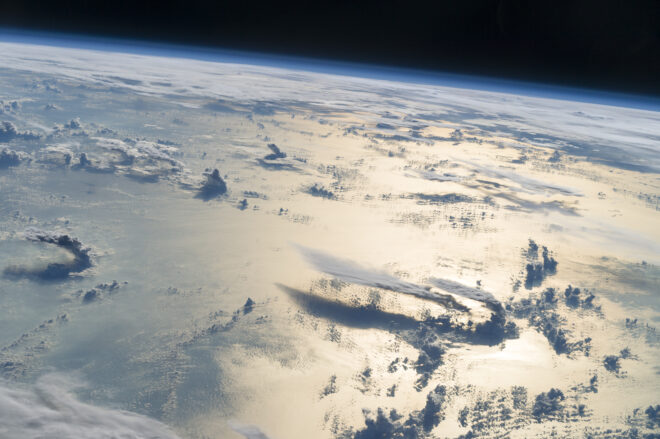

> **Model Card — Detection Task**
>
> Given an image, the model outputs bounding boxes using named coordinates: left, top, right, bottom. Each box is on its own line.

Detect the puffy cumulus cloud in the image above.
left=0, top=121, right=19, bottom=141
left=69, top=152, right=116, bottom=174
left=0, top=100, right=21, bottom=113
left=101, top=138, right=180, bottom=166
left=92, top=137, right=184, bottom=181
left=0, top=147, right=24, bottom=169
left=532, top=388, right=565, bottom=421
left=522, top=241, right=558, bottom=290
left=64, top=118, right=81, bottom=129
left=196, top=169, right=228, bottom=200
left=79, top=280, right=126, bottom=304
left=0, top=374, right=181, bottom=439
left=349, top=385, right=450, bottom=439
left=507, top=286, right=596, bottom=356
left=562, top=285, right=596, bottom=310
left=305, top=184, right=335, bottom=199
left=74, top=152, right=92, bottom=168
left=36, top=145, right=73, bottom=167
left=0, top=121, right=40, bottom=142
left=264, top=143, right=287, bottom=160
left=132, top=140, right=181, bottom=165
left=602, top=348, right=635, bottom=375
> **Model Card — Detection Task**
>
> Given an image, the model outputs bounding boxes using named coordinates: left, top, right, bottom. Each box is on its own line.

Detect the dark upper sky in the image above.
left=1, top=0, right=659, bottom=97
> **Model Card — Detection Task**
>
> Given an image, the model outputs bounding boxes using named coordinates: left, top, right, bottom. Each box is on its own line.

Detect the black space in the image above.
left=1, top=0, right=659, bottom=97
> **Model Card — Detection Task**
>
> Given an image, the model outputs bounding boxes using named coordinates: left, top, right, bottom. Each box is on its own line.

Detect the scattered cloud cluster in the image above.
left=0, top=314, right=69, bottom=380
left=522, top=240, right=558, bottom=290
left=93, top=137, right=183, bottom=182
left=345, top=385, right=449, bottom=439
left=79, top=280, right=126, bottom=304
left=0, top=121, right=40, bottom=142
left=0, top=40, right=657, bottom=439
left=306, top=184, right=335, bottom=199
left=509, top=287, right=596, bottom=356
left=0, top=100, right=21, bottom=114
left=0, top=148, right=24, bottom=169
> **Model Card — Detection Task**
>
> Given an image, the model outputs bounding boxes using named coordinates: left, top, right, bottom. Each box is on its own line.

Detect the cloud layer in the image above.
left=0, top=374, right=181, bottom=439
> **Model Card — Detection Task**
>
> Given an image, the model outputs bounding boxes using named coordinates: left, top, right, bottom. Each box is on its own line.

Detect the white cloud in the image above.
left=296, top=245, right=498, bottom=310
left=1, top=40, right=657, bottom=174
left=229, top=421, right=274, bottom=439
left=460, top=158, right=583, bottom=197
left=0, top=374, right=181, bottom=439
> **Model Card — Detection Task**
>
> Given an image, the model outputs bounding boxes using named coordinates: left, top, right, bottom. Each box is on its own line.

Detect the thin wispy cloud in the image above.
left=296, top=245, right=500, bottom=311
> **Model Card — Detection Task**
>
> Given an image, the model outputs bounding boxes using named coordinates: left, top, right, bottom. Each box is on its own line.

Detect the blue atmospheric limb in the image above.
left=0, top=27, right=658, bottom=112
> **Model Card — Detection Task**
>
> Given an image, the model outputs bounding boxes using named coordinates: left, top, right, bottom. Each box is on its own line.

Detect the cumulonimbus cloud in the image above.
left=295, top=245, right=500, bottom=311
left=3, top=228, right=93, bottom=280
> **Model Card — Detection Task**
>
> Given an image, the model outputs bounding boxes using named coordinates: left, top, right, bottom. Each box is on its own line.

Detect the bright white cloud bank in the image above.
left=0, top=374, right=181, bottom=439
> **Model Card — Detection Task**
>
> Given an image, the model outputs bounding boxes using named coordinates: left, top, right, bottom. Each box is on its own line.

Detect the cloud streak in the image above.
left=296, top=245, right=500, bottom=311
left=461, top=159, right=583, bottom=197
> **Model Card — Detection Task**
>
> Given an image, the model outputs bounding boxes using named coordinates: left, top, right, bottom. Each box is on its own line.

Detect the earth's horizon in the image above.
left=0, top=37, right=658, bottom=439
